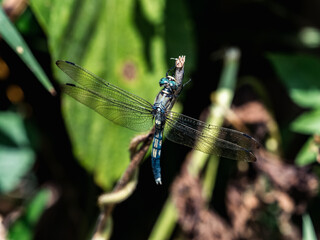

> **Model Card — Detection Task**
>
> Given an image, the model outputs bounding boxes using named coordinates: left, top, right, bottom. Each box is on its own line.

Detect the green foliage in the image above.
left=0, top=112, right=35, bottom=193
left=0, top=6, right=54, bottom=94
left=267, top=53, right=320, bottom=108
left=2, top=0, right=320, bottom=239
left=8, top=189, right=51, bottom=240
left=303, top=213, right=317, bottom=240
left=30, top=0, right=194, bottom=189
left=295, top=137, right=318, bottom=166
left=291, top=109, right=320, bottom=134
left=268, top=53, right=320, bottom=165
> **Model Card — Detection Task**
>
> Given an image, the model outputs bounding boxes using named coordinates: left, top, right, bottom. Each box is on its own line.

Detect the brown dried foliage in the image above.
left=171, top=101, right=319, bottom=240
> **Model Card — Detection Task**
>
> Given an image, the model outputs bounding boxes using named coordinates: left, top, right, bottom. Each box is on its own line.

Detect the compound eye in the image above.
left=159, top=77, right=169, bottom=86
left=169, top=81, right=178, bottom=89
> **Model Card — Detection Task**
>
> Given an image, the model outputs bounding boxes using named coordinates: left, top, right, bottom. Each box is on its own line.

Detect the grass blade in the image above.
left=0, top=6, right=55, bottom=95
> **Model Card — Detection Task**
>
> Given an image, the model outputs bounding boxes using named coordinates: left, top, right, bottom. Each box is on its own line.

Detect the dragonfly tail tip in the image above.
left=155, top=178, right=162, bottom=185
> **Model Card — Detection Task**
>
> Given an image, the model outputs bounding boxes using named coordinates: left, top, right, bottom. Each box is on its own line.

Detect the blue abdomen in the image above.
left=151, top=129, right=163, bottom=184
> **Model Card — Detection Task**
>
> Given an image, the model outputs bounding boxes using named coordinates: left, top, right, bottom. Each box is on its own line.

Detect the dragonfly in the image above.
left=56, top=58, right=259, bottom=184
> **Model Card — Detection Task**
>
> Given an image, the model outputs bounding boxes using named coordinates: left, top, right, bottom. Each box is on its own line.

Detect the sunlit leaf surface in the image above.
left=30, top=0, right=194, bottom=189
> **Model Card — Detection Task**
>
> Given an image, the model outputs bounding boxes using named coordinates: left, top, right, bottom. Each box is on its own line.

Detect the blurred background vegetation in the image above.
left=1, top=0, right=320, bottom=239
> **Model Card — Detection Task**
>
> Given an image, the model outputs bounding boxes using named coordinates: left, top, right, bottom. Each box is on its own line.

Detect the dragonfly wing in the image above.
left=62, top=84, right=154, bottom=132
left=164, top=111, right=260, bottom=162
left=57, top=60, right=155, bottom=132
left=56, top=60, right=153, bottom=110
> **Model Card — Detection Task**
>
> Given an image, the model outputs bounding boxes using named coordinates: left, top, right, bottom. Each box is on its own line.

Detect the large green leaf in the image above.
left=30, top=0, right=194, bottom=189
left=267, top=53, right=320, bottom=108
left=0, top=112, right=35, bottom=193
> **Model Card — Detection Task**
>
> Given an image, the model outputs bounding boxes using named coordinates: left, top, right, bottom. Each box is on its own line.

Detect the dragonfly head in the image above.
left=159, top=76, right=177, bottom=90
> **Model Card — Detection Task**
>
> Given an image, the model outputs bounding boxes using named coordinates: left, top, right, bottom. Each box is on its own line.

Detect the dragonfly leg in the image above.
left=165, top=64, right=176, bottom=78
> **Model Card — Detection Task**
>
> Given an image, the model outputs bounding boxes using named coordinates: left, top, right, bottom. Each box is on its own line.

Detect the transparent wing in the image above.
left=57, top=60, right=154, bottom=132
left=164, top=111, right=260, bottom=162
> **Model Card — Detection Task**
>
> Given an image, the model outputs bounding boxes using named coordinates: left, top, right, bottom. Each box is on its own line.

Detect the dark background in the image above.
left=1, top=0, right=320, bottom=239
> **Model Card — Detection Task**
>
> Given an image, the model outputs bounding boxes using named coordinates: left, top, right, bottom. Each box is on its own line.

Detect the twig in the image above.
left=92, top=129, right=154, bottom=240
left=0, top=215, right=7, bottom=240
left=171, top=160, right=235, bottom=240
left=170, top=56, right=186, bottom=109
left=115, top=129, right=155, bottom=191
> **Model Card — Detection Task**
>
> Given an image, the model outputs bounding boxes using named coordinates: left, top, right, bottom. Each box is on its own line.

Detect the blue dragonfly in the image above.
left=56, top=59, right=259, bottom=184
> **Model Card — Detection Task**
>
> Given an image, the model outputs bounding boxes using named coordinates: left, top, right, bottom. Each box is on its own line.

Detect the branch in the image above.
left=92, top=129, right=154, bottom=240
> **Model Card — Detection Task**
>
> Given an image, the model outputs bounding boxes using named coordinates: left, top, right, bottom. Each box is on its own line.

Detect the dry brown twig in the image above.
left=172, top=157, right=235, bottom=240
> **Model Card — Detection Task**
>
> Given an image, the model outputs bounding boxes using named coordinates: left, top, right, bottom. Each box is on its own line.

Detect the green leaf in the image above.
left=0, top=112, right=35, bottom=193
left=302, top=213, right=317, bottom=240
left=0, top=111, right=31, bottom=147
left=0, top=146, right=35, bottom=193
left=291, top=109, right=320, bottom=134
left=267, top=53, right=320, bottom=108
left=30, top=0, right=195, bottom=189
left=295, top=137, right=317, bottom=166
left=8, top=221, right=32, bottom=240
left=26, top=189, right=50, bottom=224
left=0, top=6, right=55, bottom=94
left=8, top=189, right=50, bottom=240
